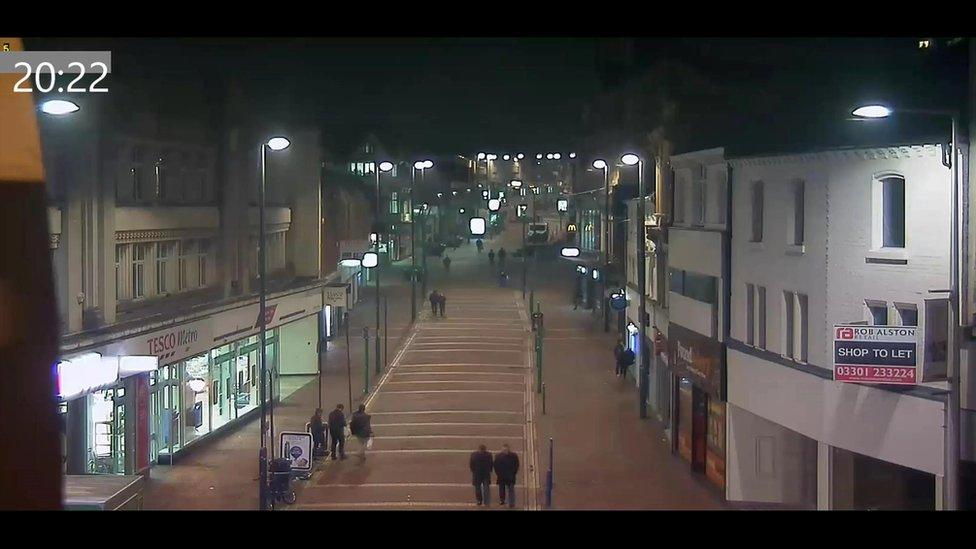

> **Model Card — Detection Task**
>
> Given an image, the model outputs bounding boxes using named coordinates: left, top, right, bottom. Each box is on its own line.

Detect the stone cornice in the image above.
left=116, top=228, right=219, bottom=243
left=730, top=144, right=941, bottom=167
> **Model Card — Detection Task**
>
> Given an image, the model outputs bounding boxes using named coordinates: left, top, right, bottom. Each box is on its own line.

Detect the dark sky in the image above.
left=25, top=37, right=969, bottom=157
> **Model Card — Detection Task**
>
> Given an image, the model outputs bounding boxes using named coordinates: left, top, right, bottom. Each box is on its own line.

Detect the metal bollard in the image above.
left=542, top=383, right=547, bottom=414
left=546, top=438, right=554, bottom=508
left=362, top=327, right=370, bottom=394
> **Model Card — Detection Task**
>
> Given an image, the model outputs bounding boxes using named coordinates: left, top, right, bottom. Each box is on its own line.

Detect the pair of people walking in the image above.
left=326, top=403, right=372, bottom=462
left=613, top=338, right=635, bottom=377
left=469, top=444, right=520, bottom=508
left=429, top=290, right=447, bottom=317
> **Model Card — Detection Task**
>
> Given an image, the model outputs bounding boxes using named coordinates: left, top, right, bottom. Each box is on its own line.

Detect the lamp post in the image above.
left=259, top=135, right=290, bottom=511
left=852, top=104, right=962, bottom=510
left=621, top=153, right=649, bottom=419
left=410, top=161, right=423, bottom=322
left=594, top=159, right=611, bottom=332
left=375, top=161, right=394, bottom=376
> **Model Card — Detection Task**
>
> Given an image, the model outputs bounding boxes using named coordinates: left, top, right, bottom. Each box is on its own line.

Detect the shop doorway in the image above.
left=88, top=388, right=126, bottom=474
left=691, top=386, right=708, bottom=474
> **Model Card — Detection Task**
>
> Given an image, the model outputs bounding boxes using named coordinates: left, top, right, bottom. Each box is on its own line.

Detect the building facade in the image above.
left=727, top=144, right=951, bottom=509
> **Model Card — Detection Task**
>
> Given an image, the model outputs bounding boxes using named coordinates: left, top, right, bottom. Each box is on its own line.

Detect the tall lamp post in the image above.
left=852, top=104, right=962, bottom=510
left=621, top=153, right=649, bottom=419
left=410, top=159, right=434, bottom=322
left=259, top=135, right=290, bottom=511
left=594, top=159, right=611, bottom=332
left=374, top=161, right=394, bottom=375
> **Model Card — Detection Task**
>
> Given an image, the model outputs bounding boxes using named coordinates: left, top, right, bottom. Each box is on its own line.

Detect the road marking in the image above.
left=368, top=410, right=523, bottom=415
left=385, top=380, right=524, bottom=386
left=372, top=435, right=520, bottom=440
left=380, top=389, right=524, bottom=394
left=305, top=483, right=526, bottom=488
left=403, top=349, right=522, bottom=354
left=392, top=372, right=523, bottom=377
left=371, top=422, right=523, bottom=427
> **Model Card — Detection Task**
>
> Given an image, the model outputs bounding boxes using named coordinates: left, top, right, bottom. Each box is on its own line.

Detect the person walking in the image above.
left=349, top=404, right=373, bottom=463
left=488, top=249, right=495, bottom=265
left=493, top=443, right=520, bottom=508
left=612, top=338, right=624, bottom=374
left=442, top=255, right=451, bottom=272
left=327, top=404, right=347, bottom=460
left=476, top=239, right=484, bottom=254
left=429, top=290, right=441, bottom=317
left=498, top=247, right=507, bottom=266
left=616, top=343, right=635, bottom=378
left=309, top=408, right=327, bottom=458
left=573, top=288, right=583, bottom=310
left=437, top=292, right=447, bottom=317
left=469, top=444, right=493, bottom=506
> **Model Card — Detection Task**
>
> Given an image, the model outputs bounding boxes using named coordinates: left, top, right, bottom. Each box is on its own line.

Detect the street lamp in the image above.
left=374, top=161, right=394, bottom=378
left=560, top=247, right=581, bottom=258
left=593, top=158, right=610, bottom=332
left=488, top=199, right=501, bottom=211
left=410, top=161, right=427, bottom=322
left=553, top=153, right=561, bottom=160
left=620, top=152, right=649, bottom=419
left=536, top=154, right=543, bottom=160
left=511, top=179, right=523, bottom=189
left=258, top=134, right=290, bottom=511
left=852, top=103, right=962, bottom=509
left=503, top=154, right=511, bottom=161
left=517, top=153, right=525, bottom=160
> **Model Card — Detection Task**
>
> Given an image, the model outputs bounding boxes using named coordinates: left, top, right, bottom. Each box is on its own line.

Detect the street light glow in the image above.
left=266, top=137, right=291, bottom=151
left=469, top=217, right=487, bottom=236
left=553, top=153, right=561, bottom=160
left=510, top=179, right=522, bottom=188
left=361, top=252, right=379, bottom=268
left=546, top=153, right=554, bottom=160
left=339, top=258, right=362, bottom=267
left=459, top=208, right=466, bottom=214
left=621, top=153, right=640, bottom=166
left=424, top=160, right=433, bottom=168
left=503, top=154, right=510, bottom=160
left=536, top=154, right=543, bottom=159
left=569, top=153, right=577, bottom=159
left=488, top=199, right=501, bottom=211
left=414, top=161, right=426, bottom=170
left=517, top=153, right=525, bottom=159
left=852, top=105, right=892, bottom=119
left=593, top=159, right=607, bottom=170
left=40, top=99, right=80, bottom=116
left=560, top=247, right=581, bottom=258
left=478, top=152, right=486, bottom=160
left=379, top=161, right=394, bottom=172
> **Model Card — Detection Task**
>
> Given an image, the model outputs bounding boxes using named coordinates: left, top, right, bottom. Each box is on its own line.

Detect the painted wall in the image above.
left=278, top=315, right=319, bottom=375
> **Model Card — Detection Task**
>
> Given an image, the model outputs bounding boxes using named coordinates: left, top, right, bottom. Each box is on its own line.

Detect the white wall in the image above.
left=727, top=348, right=944, bottom=475
left=727, top=403, right=817, bottom=505
left=278, top=315, right=318, bottom=375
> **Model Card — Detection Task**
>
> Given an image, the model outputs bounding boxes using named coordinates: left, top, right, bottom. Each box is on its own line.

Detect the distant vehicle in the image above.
left=527, top=222, right=549, bottom=245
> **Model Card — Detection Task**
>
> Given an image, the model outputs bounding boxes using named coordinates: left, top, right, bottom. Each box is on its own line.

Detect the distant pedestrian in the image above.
left=573, top=289, right=583, bottom=310
left=469, top=444, right=494, bottom=506
left=309, top=408, right=327, bottom=457
left=613, top=338, right=624, bottom=366
left=616, top=345, right=635, bottom=378
left=498, top=271, right=508, bottom=287
left=493, top=443, right=520, bottom=508
left=349, top=404, right=373, bottom=463
left=429, top=290, right=441, bottom=317
left=488, top=249, right=495, bottom=265
left=498, top=247, right=507, bottom=266
left=476, top=239, right=484, bottom=254
left=327, top=404, right=347, bottom=460
left=437, top=293, right=447, bottom=317
left=443, top=255, right=451, bottom=272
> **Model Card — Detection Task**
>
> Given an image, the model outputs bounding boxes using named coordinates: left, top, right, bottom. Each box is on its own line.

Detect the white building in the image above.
left=669, top=147, right=729, bottom=492
left=727, top=144, right=951, bottom=509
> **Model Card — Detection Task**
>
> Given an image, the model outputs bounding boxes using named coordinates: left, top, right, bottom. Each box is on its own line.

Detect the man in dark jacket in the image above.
left=327, top=404, right=346, bottom=460
left=469, top=444, right=493, bottom=506
left=429, top=290, right=441, bottom=317
left=437, top=293, right=447, bottom=317
left=493, top=443, right=520, bottom=508
left=309, top=408, right=327, bottom=457
left=616, top=345, right=635, bottom=378
left=349, top=404, right=372, bottom=463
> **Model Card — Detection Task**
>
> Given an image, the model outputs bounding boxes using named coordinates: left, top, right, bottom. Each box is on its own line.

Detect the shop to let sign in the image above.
left=833, top=325, right=917, bottom=385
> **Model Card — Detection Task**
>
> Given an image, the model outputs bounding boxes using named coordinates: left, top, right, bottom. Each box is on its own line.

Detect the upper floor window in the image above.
left=673, top=173, right=686, bottom=224
left=131, top=243, right=150, bottom=299
left=692, top=165, right=706, bottom=226
left=750, top=181, right=764, bottom=242
left=867, top=300, right=889, bottom=325
left=389, top=191, right=399, bottom=214
left=880, top=175, right=905, bottom=248
left=130, top=146, right=148, bottom=203
left=792, top=179, right=805, bottom=246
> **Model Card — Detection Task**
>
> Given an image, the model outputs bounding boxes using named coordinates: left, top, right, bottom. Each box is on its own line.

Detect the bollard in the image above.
left=363, top=327, right=370, bottom=394
left=529, top=290, right=534, bottom=314
left=546, top=438, right=554, bottom=508
left=542, top=382, right=546, bottom=415
left=535, top=331, right=543, bottom=394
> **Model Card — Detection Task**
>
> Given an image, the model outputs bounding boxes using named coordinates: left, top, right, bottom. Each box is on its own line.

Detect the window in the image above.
left=669, top=269, right=716, bottom=304
left=179, top=240, right=197, bottom=291
left=751, top=181, right=764, bottom=242
left=693, top=171, right=705, bottom=225
left=797, top=293, right=808, bottom=362
left=746, top=284, right=756, bottom=345
left=198, top=240, right=210, bottom=288
left=897, top=305, right=918, bottom=327
left=673, top=174, right=686, bottom=224
left=115, top=245, right=125, bottom=300
left=131, top=243, right=149, bottom=299
left=757, top=286, right=767, bottom=349
left=868, top=301, right=889, bottom=325
left=669, top=268, right=684, bottom=295
left=793, top=179, right=805, bottom=245
left=156, top=241, right=175, bottom=294
left=784, top=291, right=795, bottom=358
left=389, top=191, right=399, bottom=214
left=881, top=176, right=905, bottom=248
left=155, top=152, right=170, bottom=201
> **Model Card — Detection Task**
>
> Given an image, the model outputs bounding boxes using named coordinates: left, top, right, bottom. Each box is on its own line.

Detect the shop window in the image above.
left=897, top=304, right=918, bottom=327
left=867, top=301, right=889, bottom=325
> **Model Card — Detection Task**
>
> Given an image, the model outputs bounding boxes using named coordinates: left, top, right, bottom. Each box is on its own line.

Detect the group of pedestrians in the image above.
left=469, top=444, right=520, bottom=508
left=310, top=403, right=373, bottom=463
left=428, top=289, right=447, bottom=317
left=486, top=247, right=507, bottom=266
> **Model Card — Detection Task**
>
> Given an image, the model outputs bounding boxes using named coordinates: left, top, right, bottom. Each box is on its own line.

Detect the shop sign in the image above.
left=833, top=325, right=917, bottom=385
left=279, top=431, right=313, bottom=472
left=101, top=317, right=212, bottom=367
left=57, top=353, right=118, bottom=401
left=668, top=323, right=724, bottom=399
left=324, top=284, right=349, bottom=307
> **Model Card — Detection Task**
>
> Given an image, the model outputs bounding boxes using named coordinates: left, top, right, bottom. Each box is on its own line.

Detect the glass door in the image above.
left=88, top=388, right=125, bottom=474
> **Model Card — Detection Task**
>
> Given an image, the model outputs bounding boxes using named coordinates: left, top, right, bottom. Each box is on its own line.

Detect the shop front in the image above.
left=669, top=322, right=726, bottom=492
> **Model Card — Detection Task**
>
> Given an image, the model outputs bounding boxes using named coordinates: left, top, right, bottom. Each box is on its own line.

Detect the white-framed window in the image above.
left=198, top=239, right=210, bottom=288
left=746, top=283, right=756, bottom=345
left=751, top=181, right=764, bottom=242
left=867, top=300, right=889, bottom=325
left=389, top=191, right=399, bottom=214
left=673, top=172, right=686, bottom=224
left=896, top=303, right=918, bottom=326
left=156, top=241, right=176, bottom=295
left=179, top=239, right=197, bottom=291
left=115, top=244, right=126, bottom=300
left=796, top=293, right=808, bottom=362
left=707, top=167, right=727, bottom=225
left=792, top=179, right=805, bottom=245
left=131, top=243, right=149, bottom=299
left=783, top=291, right=795, bottom=358
left=872, top=174, right=906, bottom=249
left=757, top=286, right=767, bottom=349
left=692, top=166, right=705, bottom=226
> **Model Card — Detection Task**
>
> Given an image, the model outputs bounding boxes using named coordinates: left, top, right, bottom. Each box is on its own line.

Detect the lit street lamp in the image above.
left=258, top=134, right=290, bottom=511
left=593, top=158, right=610, bottom=332
left=39, top=99, right=80, bottom=116
left=852, top=103, right=962, bottom=509
left=374, top=161, right=393, bottom=377
left=621, top=153, right=649, bottom=419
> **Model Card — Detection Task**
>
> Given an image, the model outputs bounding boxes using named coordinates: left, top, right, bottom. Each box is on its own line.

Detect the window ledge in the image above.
left=866, top=248, right=909, bottom=265
left=785, top=244, right=805, bottom=256
left=747, top=241, right=764, bottom=251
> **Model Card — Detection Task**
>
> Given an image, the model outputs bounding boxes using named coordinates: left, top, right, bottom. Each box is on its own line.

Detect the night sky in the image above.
left=25, top=37, right=969, bottom=157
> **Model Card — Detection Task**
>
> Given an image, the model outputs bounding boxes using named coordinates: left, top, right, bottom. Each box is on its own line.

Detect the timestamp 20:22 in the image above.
left=14, top=61, right=108, bottom=93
